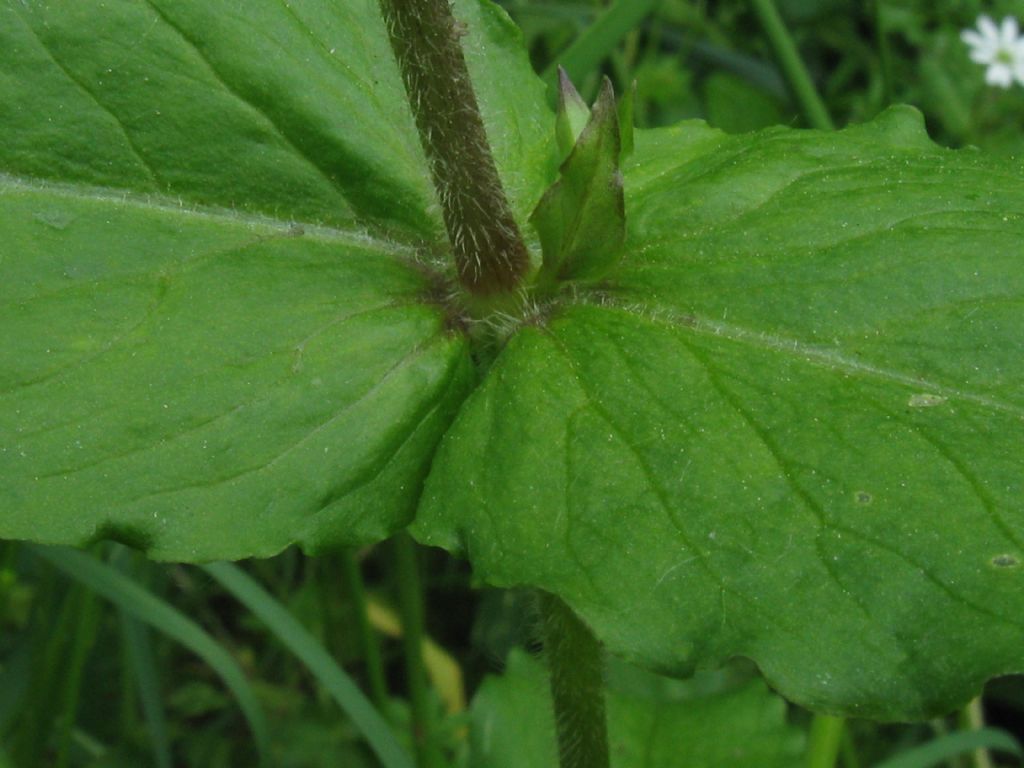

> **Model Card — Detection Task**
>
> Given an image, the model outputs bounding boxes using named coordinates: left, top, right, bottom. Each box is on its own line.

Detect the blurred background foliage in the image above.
left=499, top=0, right=1024, bottom=153
left=3, top=1, right=1024, bottom=766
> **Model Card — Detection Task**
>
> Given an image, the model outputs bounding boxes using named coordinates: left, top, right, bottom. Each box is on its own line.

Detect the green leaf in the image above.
left=413, top=107, right=1024, bottom=719
left=532, top=78, right=625, bottom=284
left=555, top=69, right=591, bottom=159
left=6, top=0, right=1024, bottom=728
left=0, top=181, right=472, bottom=559
left=466, top=650, right=803, bottom=768
left=0, top=0, right=553, bottom=236
left=0, top=0, right=550, bottom=561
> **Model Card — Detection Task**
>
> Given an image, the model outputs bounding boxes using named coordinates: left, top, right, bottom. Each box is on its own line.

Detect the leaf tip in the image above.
left=556, top=68, right=591, bottom=157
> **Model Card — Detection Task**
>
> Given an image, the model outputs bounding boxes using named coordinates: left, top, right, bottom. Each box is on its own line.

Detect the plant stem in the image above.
left=960, top=697, right=994, bottom=768
left=337, top=549, right=390, bottom=715
left=378, top=0, right=529, bottom=296
left=392, top=534, right=441, bottom=768
left=537, top=591, right=610, bottom=768
left=56, top=586, right=99, bottom=768
left=805, top=714, right=845, bottom=768
left=871, top=0, right=894, bottom=108
left=748, top=0, right=834, bottom=130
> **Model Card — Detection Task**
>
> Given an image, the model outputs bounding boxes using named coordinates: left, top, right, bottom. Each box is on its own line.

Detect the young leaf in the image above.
left=413, top=107, right=1024, bottom=719
left=532, top=78, right=626, bottom=284
left=555, top=68, right=591, bottom=159
left=617, top=80, right=636, bottom=160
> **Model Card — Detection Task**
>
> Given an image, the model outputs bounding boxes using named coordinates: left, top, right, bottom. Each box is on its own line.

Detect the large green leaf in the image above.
left=413, top=107, right=1024, bottom=718
left=466, top=650, right=803, bottom=768
left=0, top=179, right=473, bottom=559
left=0, top=0, right=552, bottom=235
left=0, top=0, right=550, bottom=560
left=5, top=0, right=1024, bottom=723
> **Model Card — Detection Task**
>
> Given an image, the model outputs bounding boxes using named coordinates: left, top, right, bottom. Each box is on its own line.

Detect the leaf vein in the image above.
left=11, top=9, right=163, bottom=187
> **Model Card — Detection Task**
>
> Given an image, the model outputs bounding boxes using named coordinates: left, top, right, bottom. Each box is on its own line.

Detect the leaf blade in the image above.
left=1, top=0, right=554, bottom=237
left=414, top=108, right=1024, bottom=718
left=1, top=178, right=473, bottom=560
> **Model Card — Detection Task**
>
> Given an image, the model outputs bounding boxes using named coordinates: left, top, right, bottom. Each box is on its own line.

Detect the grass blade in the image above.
left=748, top=0, right=834, bottom=129
left=121, top=618, right=174, bottom=768
left=202, top=562, right=415, bottom=768
left=30, top=546, right=270, bottom=765
left=874, top=728, right=1023, bottom=768
left=334, top=549, right=390, bottom=713
left=109, top=547, right=172, bottom=768
left=55, top=588, right=100, bottom=768
left=119, top=611, right=173, bottom=768
left=0, top=638, right=32, bottom=732
left=541, top=0, right=660, bottom=86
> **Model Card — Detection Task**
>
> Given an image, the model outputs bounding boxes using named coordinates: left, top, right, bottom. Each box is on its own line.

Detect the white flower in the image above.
left=961, top=15, right=1024, bottom=88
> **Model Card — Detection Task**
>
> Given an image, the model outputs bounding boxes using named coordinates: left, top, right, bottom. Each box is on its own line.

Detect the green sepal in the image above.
left=531, top=77, right=625, bottom=285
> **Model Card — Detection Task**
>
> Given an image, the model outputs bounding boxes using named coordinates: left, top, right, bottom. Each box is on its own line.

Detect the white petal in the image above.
left=961, top=29, right=990, bottom=53
left=978, top=15, right=1000, bottom=41
left=986, top=63, right=1014, bottom=87
left=1001, top=16, right=1021, bottom=46
left=969, top=47, right=997, bottom=65
left=1013, top=59, right=1024, bottom=85
left=964, top=30, right=999, bottom=62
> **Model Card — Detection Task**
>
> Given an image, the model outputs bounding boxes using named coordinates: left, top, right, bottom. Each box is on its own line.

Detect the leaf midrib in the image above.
left=568, top=301, right=1024, bottom=418
left=11, top=168, right=1019, bottom=422
left=0, top=172, right=415, bottom=254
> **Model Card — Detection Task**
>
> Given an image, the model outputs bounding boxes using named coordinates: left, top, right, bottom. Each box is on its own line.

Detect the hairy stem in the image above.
left=379, top=0, right=529, bottom=295
left=537, top=591, right=610, bottom=768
